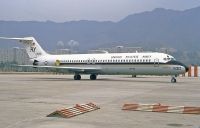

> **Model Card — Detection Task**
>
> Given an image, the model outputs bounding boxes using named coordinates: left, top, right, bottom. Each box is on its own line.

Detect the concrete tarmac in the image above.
left=0, top=74, right=200, bottom=128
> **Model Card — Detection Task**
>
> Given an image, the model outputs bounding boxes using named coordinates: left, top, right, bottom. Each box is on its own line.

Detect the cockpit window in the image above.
left=171, top=57, right=176, bottom=60
left=164, top=57, right=176, bottom=61
left=163, top=57, right=171, bottom=61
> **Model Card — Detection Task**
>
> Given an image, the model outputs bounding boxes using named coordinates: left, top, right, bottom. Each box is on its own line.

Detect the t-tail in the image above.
left=0, top=37, right=48, bottom=59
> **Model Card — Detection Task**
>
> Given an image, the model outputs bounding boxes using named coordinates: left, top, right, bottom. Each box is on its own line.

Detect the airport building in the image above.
left=157, top=47, right=177, bottom=54
left=90, top=46, right=177, bottom=54
left=54, top=49, right=72, bottom=54
left=0, top=47, right=76, bottom=65
left=89, top=46, right=143, bottom=53
left=0, top=47, right=29, bottom=64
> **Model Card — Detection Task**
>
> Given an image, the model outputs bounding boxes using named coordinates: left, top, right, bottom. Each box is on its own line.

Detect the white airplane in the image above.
left=0, top=37, right=188, bottom=83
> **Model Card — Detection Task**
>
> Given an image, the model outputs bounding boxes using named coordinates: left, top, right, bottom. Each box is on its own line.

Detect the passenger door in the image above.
left=154, top=58, right=159, bottom=67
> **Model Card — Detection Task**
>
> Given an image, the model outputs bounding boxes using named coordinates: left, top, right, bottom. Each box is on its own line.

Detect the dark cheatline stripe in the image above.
left=58, top=60, right=185, bottom=66
left=166, top=60, right=187, bottom=67
left=59, top=62, right=157, bottom=65
left=58, top=62, right=173, bottom=66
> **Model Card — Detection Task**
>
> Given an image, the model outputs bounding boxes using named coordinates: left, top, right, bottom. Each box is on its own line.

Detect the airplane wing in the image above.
left=17, top=65, right=102, bottom=74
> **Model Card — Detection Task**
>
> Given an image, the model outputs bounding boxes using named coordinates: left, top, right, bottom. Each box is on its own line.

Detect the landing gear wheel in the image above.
left=90, top=74, right=97, bottom=80
left=74, top=74, right=81, bottom=80
left=171, top=77, right=176, bottom=83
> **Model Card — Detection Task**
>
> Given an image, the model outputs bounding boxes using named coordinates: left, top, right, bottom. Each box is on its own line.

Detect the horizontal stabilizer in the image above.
left=0, top=37, right=33, bottom=41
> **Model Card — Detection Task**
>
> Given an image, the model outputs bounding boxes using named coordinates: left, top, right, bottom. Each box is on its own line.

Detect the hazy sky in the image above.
left=1, top=0, right=200, bottom=22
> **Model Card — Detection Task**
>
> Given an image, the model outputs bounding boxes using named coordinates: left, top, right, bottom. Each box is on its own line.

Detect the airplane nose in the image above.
left=185, top=66, right=189, bottom=72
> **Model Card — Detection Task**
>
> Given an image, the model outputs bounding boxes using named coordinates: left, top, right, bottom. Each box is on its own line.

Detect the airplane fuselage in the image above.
left=35, top=52, right=187, bottom=76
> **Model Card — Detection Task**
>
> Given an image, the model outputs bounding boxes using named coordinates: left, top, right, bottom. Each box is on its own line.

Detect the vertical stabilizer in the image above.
left=0, top=37, right=48, bottom=59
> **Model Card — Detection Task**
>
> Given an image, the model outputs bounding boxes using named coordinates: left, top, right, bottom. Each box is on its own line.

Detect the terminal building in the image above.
left=0, top=47, right=74, bottom=65
left=54, top=49, right=72, bottom=54
left=0, top=47, right=29, bottom=65
left=89, top=46, right=143, bottom=53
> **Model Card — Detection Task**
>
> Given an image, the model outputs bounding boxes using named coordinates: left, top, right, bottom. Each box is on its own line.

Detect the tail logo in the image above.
left=30, top=42, right=36, bottom=52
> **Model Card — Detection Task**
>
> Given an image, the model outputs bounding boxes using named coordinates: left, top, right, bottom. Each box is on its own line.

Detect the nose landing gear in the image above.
left=171, top=76, right=177, bottom=83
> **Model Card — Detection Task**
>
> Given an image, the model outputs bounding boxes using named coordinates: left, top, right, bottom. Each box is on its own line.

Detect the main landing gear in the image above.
left=73, top=74, right=97, bottom=80
left=90, top=74, right=97, bottom=80
left=171, top=76, right=177, bottom=83
left=74, top=74, right=81, bottom=80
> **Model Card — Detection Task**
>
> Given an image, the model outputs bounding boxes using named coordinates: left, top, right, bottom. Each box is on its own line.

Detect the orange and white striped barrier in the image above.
left=184, top=65, right=199, bottom=77
left=47, top=102, right=100, bottom=118
left=122, top=103, right=200, bottom=114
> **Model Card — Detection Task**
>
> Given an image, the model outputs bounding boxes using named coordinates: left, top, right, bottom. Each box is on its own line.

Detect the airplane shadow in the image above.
left=21, top=76, right=177, bottom=84
left=97, top=78, right=171, bottom=84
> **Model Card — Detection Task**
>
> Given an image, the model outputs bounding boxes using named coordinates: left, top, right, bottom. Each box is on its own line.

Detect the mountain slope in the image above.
left=0, top=6, right=200, bottom=52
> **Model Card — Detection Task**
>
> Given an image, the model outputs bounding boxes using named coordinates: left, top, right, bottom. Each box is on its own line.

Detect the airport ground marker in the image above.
left=122, top=103, right=200, bottom=114
left=47, top=102, right=100, bottom=118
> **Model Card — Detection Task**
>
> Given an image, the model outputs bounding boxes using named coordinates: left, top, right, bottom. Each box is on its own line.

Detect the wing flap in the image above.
left=17, top=65, right=101, bottom=73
